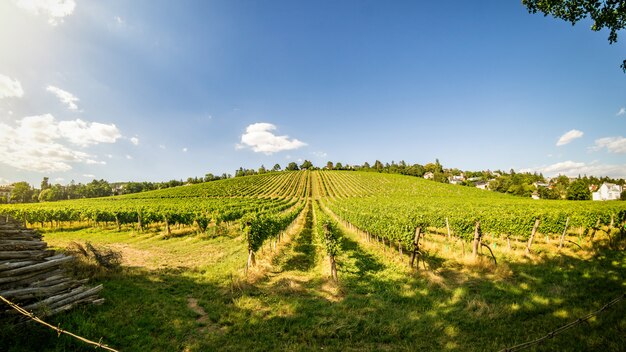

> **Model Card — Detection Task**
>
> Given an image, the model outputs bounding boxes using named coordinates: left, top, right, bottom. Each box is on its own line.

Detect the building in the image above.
left=474, top=181, right=489, bottom=190
left=592, top=183, right=623, bottom=201
left=423, top=172, right=434, bottom=180
left=0, top=185, right=14, bottom=202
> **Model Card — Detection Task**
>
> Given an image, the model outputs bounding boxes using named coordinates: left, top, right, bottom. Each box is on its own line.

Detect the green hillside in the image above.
left=1, top=171, right=625, bottom=351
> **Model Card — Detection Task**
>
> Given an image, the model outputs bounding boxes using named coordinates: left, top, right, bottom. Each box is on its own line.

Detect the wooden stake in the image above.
left=410, top=227, right=421, bottom=268
left=558, top=217, right=570, bottom=250
left=472, top=221, right=481, bottom=258
left=525, top=218, right=540, bottom=255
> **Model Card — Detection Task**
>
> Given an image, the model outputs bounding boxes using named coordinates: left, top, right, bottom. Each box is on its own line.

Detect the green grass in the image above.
left=1, top=213, right=625, bottom=351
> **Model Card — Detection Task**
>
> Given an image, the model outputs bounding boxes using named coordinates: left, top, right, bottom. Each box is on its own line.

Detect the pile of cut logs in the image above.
left=0, top=216, right=103, bottom=317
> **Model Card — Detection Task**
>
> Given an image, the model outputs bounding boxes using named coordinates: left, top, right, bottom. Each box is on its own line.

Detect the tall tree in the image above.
left=10, top=182, right=33, bottom=203
left=523, top=0, right=626, bottom=71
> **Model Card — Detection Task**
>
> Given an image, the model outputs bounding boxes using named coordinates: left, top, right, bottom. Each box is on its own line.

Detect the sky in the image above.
left=0, top=0, right=625, bottom=186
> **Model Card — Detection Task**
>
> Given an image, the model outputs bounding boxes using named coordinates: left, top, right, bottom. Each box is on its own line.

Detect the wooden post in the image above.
left=164, top=216, right=171, bottom=237
left=525, top=218, right=541, bottom=255
left=137, top=213, right=142, bottom=232
left=472, top=221, right=481, bottom=258
left=247, top=249, right=256, bottom=268
left=446, top=217, right=451, bottom=241
left=329, top=255, right=337, bottom=282
left=558, top=217, right=570, bottom=249
left=410, top=227, right=422, bottom=268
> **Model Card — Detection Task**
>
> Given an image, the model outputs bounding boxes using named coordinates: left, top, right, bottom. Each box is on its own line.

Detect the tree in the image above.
left=41, top=177, right=50, bottom=190
left=523, top=0, right=626, bottom=72
left=335, top=162, right=343, bottom=170
left=300, top=160, right=313, bottom=170
left=10, top=182, right=33, bottom=203
left=326, top=161, right=334, bottom=170
left=621, top=190, right=626, bottom=200
left=258, top=165, right=267, bottom=174
left=272, top=164, right=281, bottom=172
left=373, top=160, right=384, bottom=172
left=286, top=162, right=299, bottom=171
left=567, top=179, right=591, bottom=200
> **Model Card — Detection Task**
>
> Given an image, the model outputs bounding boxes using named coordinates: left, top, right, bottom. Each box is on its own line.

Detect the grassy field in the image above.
left=2, top=202, right=625, bottom=351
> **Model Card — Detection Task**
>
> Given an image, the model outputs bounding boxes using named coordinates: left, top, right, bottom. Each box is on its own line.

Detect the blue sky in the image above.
left=0, top=0, right=625, bottom=185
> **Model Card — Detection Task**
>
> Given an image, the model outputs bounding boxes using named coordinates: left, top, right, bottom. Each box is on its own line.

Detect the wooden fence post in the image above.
left=558, top=217, right=570, bottom=250
left=472, top=221, right=481, bottom=258
left=526, top=218, right=541, bottom=254
left=410, top=227, right=422, bottom=268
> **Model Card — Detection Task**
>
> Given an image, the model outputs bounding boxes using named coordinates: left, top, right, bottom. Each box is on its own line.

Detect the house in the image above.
left=592, top=183, right=623, bottom=201
left=423, top=172, right=434, bottom=180
left=0, top=185, right=14, bottom=202
left=448, top=174, right=465, bottom=185
left=533, top=181, right=550, bottom=188
left=531, top=191, right=540, bottom=200
left=474, top=181, right=489, bottom=190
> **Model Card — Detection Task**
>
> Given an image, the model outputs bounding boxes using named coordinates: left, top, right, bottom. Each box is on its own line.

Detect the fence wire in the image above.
left=500, top=292, right=626, bottom=352
left=1, top=295, right=119, bottom=352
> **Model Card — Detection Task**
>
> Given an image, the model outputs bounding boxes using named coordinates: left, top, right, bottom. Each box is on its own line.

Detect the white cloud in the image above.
left=106, top=154, right=113, bottom=159
left=14, top=0, right=76, bottom=25
left=53, top=177, right=64, bottom=182
left=0, top=177, right=11, bottom=185
left=58, top=119, right=121, bottom=146
left=125, top=154, right=132, bottom=160
left=556, top=129, right=584, bottom=146
left=182, top=147, right=188, bottom=152
left=46, top=85, right=79, bottom=111
left=591, top=136, right=626, bottom=154
left=158, top=144, right=166, bottom=149
left=522, top=160, right=626, bottom=178
left=312, top=151, right=327, bottom=158
left=85, top=159, right=105, bottom=165
left=83, top=174, right=95, bottom=178
left=617, top=107, right=626, bottom=116
left=0, top=114, right=118, bottom=172
left=0, top=74, right=24, bottom=98
left=238, top=122, right=306, bottom=154
left=130, top=137, right=139, bottom=146
left=114, top=16, right=123, bottom=25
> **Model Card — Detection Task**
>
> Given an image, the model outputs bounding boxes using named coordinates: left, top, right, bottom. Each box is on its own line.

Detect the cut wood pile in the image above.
left=0, top=216, right=103, bottom=317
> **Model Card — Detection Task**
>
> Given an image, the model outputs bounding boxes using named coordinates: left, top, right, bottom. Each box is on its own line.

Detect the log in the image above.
left=0, top=268, right=64, bottom=288
left=21, top=286, right=90, bottom=312
left=0, top=250, right=55, bottom=260
left=0, top=240, right=47, bottom=251
left=0, top=256, right=72, bottom=278
left=0, top=280, right=78, bottom=300
left=46, top=284, right=103, bottom=310
left=0, top=260, right=37, bottom=272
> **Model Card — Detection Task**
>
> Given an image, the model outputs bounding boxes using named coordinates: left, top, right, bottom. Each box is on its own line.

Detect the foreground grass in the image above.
left=1, top=222, right=625, bottom=351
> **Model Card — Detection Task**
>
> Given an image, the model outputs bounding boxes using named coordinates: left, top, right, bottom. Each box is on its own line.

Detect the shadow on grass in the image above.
left=2, top=245, right=625, bottom=352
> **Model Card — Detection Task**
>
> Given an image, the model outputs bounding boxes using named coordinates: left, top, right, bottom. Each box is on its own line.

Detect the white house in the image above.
left=0, top=185, right=13, bottom=202
left=592, top=183, right=623, bottom=201
left=474, top=181, right=489, bottom=190
left=423, top=172, right=434, bottom=180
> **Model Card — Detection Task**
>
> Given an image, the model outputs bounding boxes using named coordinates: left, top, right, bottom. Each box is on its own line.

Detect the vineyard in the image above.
left=1, top=171, right=625, bottom=351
